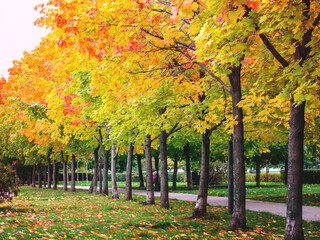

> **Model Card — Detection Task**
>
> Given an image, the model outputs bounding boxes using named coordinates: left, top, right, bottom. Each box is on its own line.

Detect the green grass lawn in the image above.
left=66, top=180, right=320, bottom=207
left=1, top=186, right=319, bottom=239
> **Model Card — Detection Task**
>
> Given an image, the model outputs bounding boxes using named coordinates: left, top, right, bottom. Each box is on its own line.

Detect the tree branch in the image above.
left=208, top=118, right=226, bottom=136
left=102, top=122, right=111, bottom=132
left=115, top=147, right=120, bottom=159
left=176, top=49, right=230, bottom=92
left=167, top=123, right=181, bottom=137
left=141, top=27, right=195, bottom=51
left=151, top=134, right=160, bottom=142
left=312, top=12, right=320, bottom=27
left=259, top=33, right=289, bottom=68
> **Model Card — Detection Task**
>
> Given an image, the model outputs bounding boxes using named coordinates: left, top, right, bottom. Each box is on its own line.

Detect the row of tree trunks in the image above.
left=31, top=159, right=58, bottom=189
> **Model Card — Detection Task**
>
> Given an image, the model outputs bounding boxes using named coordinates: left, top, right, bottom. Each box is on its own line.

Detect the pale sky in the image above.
left=0, top=0, right=49, bottom=79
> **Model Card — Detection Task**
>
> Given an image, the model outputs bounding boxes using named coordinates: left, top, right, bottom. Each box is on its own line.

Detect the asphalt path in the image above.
left=59, top=185, right=320, bottom=222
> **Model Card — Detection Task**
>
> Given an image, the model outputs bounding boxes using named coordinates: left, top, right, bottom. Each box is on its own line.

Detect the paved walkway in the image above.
left=61, top=186, right=320, bottom=222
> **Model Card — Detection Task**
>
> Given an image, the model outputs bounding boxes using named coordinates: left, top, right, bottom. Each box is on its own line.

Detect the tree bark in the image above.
left=61, top=151, right=68, bottom=191
left=43, top=165, right=47, bottom=188
left=137, top=154, right=144, bottom=188
left=102, top=147, right=110, bottom=195
left=71, top=154, right=76, bottom=192
left=192, top=130, right=210, bottom=218
left=172, top=153, right=178, bottom=191
left=99, top=148, right=103, bottom=193
left=184, top=143, right=193, bottom=190
left=47, top=148, right=52, bottom=189
left=125, top=142, right=134, bottom=201
left=32, top=164, right=36, bottom=188
left=111, top=141, right=119, bottom=199
left=228, top=65, right=246, bottom=230
left=37, top=163, right=42, bottom=188
left=256, top=158, right=261, bottom=188
left=160, top=130, right=169, bottom=208
left=154, top=153, right=160, bottom=191
left=77, top=161, right=79, bottom=184
left=53, top=159, right=57, bottom=190
left=228, top=138, right=234, bottom=215
left=145, top=135, right=155, bottom=204
left=86, top=158, right=89, bottom=184
left=92, top=146, right=99, bottom=194
left=284, top=97, right=305, bottom=240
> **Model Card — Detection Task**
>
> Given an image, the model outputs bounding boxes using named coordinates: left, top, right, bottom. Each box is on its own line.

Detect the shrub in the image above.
left=246, top=173, right=282, bottom=182
left=0, top=162, right=17, bottom=203
left=208, top=161, right=227, bottom=185
left=303, top=169, right=320, bottom=184
left=280, top=169, right=320, bottom=184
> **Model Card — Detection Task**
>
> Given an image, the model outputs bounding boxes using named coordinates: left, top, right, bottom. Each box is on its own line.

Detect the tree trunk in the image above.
left=284, top=98, right=305, bottom=240
left=99, top=148, right=103, bottom=193
left=47, top=149, right=52, bottom=189
left=77, top=161, right=79, bottom=184
left=102, top=148, right=110, bottom=195
left=192, top=130, right=210, bottom=218
left=256, top=158, right=261, bottom=188
left=172, top=153, right=178, bottom=191
left=111, top=141, right=119, bottom=199
left=228, top=65, right=246, bottom=230
left=32, top=164, right=36, bottom=188
left=82, top=169, right=84, bottom=183
left=53, top=159, right=57, bottom=190
left=71, top=154, right=76, bottom=192
left=137, top=154, right=144, bottom=188
left=92, top=146, right=99, bottom=194
left=67, top=164, right=69, bottom=184
left=154, top=153, right=160, bottom=191
left=160, top=130, right=169, bottom=208
left=86, top=158, right=89, bottom=184
left=43, top=165, right=47, bottom=188
left=61, top=151, right=68, bottom=191
left=125, top=142, right=134, bottom=201
left=37, top=164, right=42, bottom=188
left=184, top=143, right=193, bottom=190
left=145, top=135, right=155, bottom=204
left=228, top=138, right=234, bottom=215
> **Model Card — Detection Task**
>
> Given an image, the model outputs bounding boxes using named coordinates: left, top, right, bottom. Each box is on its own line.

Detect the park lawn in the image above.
left=207, top=183, right=320, bottom=207
left=0, top=187, right=319, bottom=239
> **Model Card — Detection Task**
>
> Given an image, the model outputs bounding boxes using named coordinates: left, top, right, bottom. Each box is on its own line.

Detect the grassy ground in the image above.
left=66, top=181, right=320, bottom=207
left=1, top=186, right=319, bottom=239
